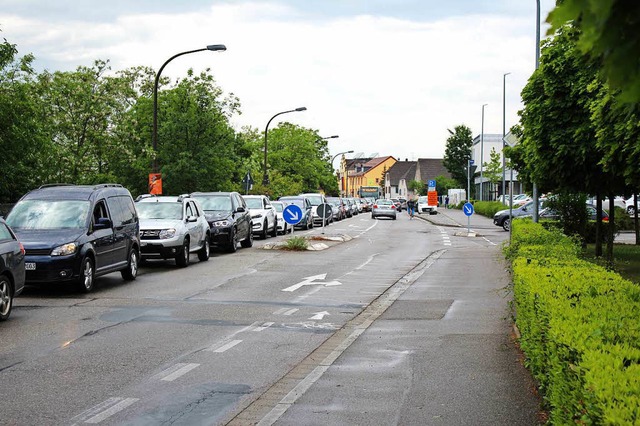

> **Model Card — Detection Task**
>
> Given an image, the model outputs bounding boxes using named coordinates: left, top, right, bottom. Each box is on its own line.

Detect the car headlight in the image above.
left=159, top=229, right=176, bottom=239
left=251, top=213, right=263, bottom=219
left=51, top=242, right=78, bottom=256
left=213, top=220, right=230, bottom=227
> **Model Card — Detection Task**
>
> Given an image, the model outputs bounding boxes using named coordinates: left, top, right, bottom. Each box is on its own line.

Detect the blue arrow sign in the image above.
left=283, top=204, right=303, bottom=225
left=463, top=202, right=474, bottom=216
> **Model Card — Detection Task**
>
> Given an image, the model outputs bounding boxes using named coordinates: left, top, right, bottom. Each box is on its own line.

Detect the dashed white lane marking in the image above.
left=282, top=308, right=299, bottom=316
left=158, top=363, right=200, bottom=382
left=71, top=397, right=139, bottom=424
left=273, top=308, right=289, bottom=315
left=210, top=339, right=243, bottom=353
left=482, top=237, right=497, bottom=246
left=253, top=322, right=274, bottom=332
left=353, top=220, right=378, bottom=238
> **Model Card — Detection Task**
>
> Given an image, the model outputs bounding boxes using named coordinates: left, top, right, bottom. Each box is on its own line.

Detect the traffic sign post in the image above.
left=463, top=202, right=474, bottom=234
left=316, top=203, right=332, bottom=234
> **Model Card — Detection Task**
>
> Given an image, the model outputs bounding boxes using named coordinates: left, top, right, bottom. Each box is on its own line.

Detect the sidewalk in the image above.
left=274, top=210, right=542, bottom=425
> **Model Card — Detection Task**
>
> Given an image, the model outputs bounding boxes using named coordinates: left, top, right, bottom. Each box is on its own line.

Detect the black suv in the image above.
left=6, top=184, right=140, bottom=292
left=190, top=192, right=253, bottom=252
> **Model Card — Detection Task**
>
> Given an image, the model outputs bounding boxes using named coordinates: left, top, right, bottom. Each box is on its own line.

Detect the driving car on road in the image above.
left=136, top=195, right=210, bottom=267
left=6, top=184, right=140, bottom=293
left=371, top=198, right=397, bottom=220
left=0, top=218, right=25, bottom=321
left=190, top=191, right=253, bottom=252
left=244, top=195, right=277, bottom=239
left=279, top=196, right=314, bottom=230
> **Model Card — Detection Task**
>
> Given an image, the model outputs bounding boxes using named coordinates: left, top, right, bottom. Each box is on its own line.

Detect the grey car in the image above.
left=371, top=199, right=397, bottom=220
left=0, top=218, right=25, bottom=321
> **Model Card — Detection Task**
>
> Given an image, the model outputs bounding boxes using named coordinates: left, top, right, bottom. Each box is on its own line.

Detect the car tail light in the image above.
left=373, top=204, right=378, bottom=208
left=603, top=216, right=609, bottom=222
left=391, top=205, right=396, bottom=209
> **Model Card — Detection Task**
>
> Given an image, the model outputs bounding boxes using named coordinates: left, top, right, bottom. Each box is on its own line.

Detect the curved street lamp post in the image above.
left=262, top=107, right=307, bottom=186
left=152, top=44, right=227, bottom=174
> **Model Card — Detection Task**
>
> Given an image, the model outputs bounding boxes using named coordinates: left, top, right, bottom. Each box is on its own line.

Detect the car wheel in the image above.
left=227, top=228, right=238, bottom=253
left=0, top=274, right=13, bottom=321
left=393, top=216, right=397, bottom=220
left=270, top=219, right=278, bottom=237
left=240, top=228, right=253, bottom=248
left=175, top=238, right=190, bottom=268
left=121, top=248, right=138, bottom=281
left=503, top=218, right=511, bottom=231
left=77, top=256, right=95, bottom=293
left=198, top=234, right=211, bottom=261
left=629, top=206, right=636, bottom=216
left=261, top=221, right=268, bottom=239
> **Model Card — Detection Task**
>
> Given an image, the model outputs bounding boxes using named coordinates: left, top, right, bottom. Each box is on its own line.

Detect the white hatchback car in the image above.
left=136, top=195, right=210, bottom=267
left=271, top=201, right=291, bottom=234
left=244, top=195, right=278, bottom=239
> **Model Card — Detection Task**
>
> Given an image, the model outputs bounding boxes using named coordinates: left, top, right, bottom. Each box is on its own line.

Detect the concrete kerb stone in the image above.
left=413, top=210, right=482, bottom=237
left=261, top=234, right=353, bottom=251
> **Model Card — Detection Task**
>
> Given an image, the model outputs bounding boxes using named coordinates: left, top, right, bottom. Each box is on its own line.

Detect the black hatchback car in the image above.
left=0, top=219, right=25, bottom=321
left=6, top=184, right=140, bottom=292
left=190, top=192, right=253, bottom=252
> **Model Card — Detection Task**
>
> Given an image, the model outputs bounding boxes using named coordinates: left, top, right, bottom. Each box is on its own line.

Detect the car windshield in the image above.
left=304, top=195, right=323, bottom=206
left=418, top=196, right=428, bottom=203
left=281, top=199, right=305, bottom=209
left=376, top=199, right=392, bottom=205
left=193, top=196, right=231, bottom=212
left=136, top=202, right=182, bottom=220
left=245, top=198, right=264, bottom=209
left=272, top=202, right=284, bottom=212
left=7, top=200, right=90, bottom=230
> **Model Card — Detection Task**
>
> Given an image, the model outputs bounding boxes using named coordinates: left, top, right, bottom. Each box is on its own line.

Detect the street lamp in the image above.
left=479, top=103, right=488, bottom=201
left=502, top=72, right=511, bottom=201
left=331, top=150, right=353, bottom=197
left=152, top=44, right=226, bottom=174
left=262, top=107, right=307, bottom=186
left=320, top=135, right=339, bottom=140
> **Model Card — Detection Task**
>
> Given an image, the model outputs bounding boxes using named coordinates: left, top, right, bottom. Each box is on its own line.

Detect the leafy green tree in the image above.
left=380, top=165, right=387, bottom=196
left=408, top=180, right=424, bottom=195
left=434, top=175, right=457, bottom=198
left=548, top=0, right=640, bottom=103
left=443, top=124, right=473, bottom=187
left=483, top=148, right=503, bottom=200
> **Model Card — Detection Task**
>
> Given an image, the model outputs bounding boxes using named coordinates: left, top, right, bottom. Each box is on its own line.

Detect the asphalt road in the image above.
left=1, top=209, right=536, bottom=425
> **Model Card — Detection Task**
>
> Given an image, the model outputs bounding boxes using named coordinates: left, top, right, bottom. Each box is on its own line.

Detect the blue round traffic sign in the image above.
left=463, top=202, right=474, bottom=216
left=283, top=204, right=303, bottom=225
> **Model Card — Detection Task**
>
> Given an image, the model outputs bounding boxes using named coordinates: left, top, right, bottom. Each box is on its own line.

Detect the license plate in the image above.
left=25, top=262, right=36, bottom=270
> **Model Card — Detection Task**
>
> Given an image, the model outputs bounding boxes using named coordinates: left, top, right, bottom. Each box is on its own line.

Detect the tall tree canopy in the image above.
left=443, top=124, right=473, bottom=188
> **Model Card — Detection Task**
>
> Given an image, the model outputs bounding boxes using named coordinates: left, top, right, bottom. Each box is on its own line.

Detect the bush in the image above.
left=506, top=221, right=640, bottom=424
left=282, top=236, right=308, bottom=251
left=472, top=201, right=506, bottom=218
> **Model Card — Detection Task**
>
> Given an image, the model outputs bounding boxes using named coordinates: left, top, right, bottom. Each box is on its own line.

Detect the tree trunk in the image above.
left=606, top=193, right=615, bottom=269
left=635, top=193, right=639, bottom=245
left=595, top=192, right=603, bottom=257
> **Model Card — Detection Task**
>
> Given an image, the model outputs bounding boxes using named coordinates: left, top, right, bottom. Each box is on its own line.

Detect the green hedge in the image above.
left=507, top=219, right=640, bottom=424
left=472, top=200, right=506, bottom=218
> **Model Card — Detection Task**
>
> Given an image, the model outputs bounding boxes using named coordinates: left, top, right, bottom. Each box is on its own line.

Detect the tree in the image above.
left=548, top=0, right=640, bottom=103
left=434, top=175, right=457, bottom=197
left=443, top=125, right=473, bottom=187
left=407, top=180, right=424, bottom=196
left=379, top=165, right=387, bottom=197
left=482, top=148, right=503, bottom=200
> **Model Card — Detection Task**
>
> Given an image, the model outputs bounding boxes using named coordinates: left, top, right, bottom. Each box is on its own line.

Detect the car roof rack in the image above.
left=93, top=184, right=123, bottom=189
left=177, top=194, right=191, bottom=202
left=38, top=183, right=74, bottom=189
left=135, top=194, right=157, bottom=202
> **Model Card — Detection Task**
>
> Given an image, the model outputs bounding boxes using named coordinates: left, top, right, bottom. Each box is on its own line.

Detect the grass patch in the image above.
left=281, top=236, right=308, bottom=251
left=582, top=243, right=640, bottom=283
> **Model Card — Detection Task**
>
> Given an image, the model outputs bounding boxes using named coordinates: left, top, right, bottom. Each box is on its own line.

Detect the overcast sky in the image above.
left=0, top=0, right=556, bottom=161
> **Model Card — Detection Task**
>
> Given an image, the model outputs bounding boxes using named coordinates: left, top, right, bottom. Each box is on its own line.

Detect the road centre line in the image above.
left=273, top=308, right=288, bottom=315
left=353, top=220, right=378, bottom=238
left=211, top=339, right=243, bottom=353
left=250, top=249, right=447, bottom=426
left=70, top=397, right=139, bottom=425
left=253, top=322, right=274, bottom=332
left=159, top=363, right=200, bottom=382
left=282, top=308, right=299, bottom=316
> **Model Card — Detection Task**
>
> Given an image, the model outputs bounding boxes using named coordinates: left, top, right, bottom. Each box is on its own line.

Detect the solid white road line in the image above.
left=72, top=397, right=139, bottom=424
left=211, top=339, right=243, bottom=353
left=253, top=322, right=274, bottom=332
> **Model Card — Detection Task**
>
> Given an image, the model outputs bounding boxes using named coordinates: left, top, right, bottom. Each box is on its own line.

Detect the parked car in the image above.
left=135, top=195, right=210, bottom=267
left=300, top=193, right=330, bottom=226
left=343, top=198, right=354, bottom=218
left=271, top=201, right=291, bottom=234
left=326, top=197, right=346, bottom=221
left=279, top=196, right=314, bottom=230
left=493, top=199, right=546, bottom=231
left=6, top=184, right=140, bottom=292
left=360, top=198, right=371, bottom=212
left=354, top=198, right=364, bottom=213
left=398, top=198, right=407, bottom=210
left=626, top=196, right=638, bottom=215
left=190, top=191, right=253, bottom=252
left=371, top=199, right=397, bottom=220
left=512, top=194, right=531, bottom=206
left=0, top=218, right=25, bottom=321
left=346, top=197, right=359, bottom=216
left=244, top=195, right=277, bottom=239
left=536, top=204, right=609, bottom=222
left=417, top=195, right=438, bottom=215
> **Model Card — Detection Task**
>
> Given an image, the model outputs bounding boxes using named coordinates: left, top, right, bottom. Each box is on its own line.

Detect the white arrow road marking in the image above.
left=309, top=311, right=330, bottom=320
left=282, top=274, right=342, bottom=292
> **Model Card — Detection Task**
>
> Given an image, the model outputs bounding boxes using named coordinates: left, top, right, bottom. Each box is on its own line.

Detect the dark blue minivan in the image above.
left=6, top=184, right=140, bottom=292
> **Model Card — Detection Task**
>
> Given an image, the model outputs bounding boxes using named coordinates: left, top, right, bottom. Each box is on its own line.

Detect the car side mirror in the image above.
left=236, top=207, right=245, bottom=213
left=94, top=217, right=112, bottom=230
left=266, top=205, right=273, bottom=210
left=186, top=216, right=198, bottom=223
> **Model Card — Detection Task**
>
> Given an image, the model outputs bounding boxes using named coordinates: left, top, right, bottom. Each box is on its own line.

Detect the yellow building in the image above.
left=339, top=156, right=397, bottom=198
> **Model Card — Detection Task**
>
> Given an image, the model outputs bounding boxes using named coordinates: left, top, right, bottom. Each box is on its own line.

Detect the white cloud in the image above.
left=0, top=1, right=555, bottom=161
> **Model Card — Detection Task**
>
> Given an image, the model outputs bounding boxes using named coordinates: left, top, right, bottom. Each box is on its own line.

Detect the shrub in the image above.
left=472, top=200, right=505, bottom=218
left=506, top=221, right=640, bottom=424
left=282, top=236, right=308, bottom=251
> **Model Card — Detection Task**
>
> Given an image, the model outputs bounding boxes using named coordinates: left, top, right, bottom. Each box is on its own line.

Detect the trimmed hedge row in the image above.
left=507, top=219, right=640, bottom=424
left=472, top=200, right=506, bottom=218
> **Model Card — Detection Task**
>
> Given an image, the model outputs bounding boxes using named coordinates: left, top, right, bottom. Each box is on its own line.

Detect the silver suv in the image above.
left=136, top=195, right=210, bottom=267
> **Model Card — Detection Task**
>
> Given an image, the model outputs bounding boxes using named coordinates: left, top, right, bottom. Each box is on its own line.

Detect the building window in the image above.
left=375, top=178, right=379, bottom=183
